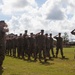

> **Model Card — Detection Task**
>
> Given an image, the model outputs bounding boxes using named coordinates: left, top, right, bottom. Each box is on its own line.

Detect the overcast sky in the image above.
left=0, top=0, right=75, bottom=41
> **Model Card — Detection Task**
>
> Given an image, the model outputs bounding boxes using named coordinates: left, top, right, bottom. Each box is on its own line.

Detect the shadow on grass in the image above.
left=26, top=59, right=38, bottom=63
left=0, top=69, right=4, bottom=75
left=59, top=57, right=69, bottom=60
left=40, top=61, right=54, bottom=66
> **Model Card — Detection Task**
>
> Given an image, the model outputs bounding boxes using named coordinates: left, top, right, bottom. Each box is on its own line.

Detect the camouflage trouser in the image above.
left=56, top=46, right=63, bottom=57
left=50, top=46, right=55, bottom=57
left=0, top=46, right=5, bottom=66
left=38, top=46, right=46, bottom=61
left=46, top=48, right=50, bottom=58
left=13, top=48, right=16, bottom=57
left=28, top=45, right=36, bottom=60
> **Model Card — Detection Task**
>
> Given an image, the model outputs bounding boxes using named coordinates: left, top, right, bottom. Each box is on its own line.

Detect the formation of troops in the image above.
left=0, top=20, right=75, bottom=70
left=6, top=30, right=65, bottom=62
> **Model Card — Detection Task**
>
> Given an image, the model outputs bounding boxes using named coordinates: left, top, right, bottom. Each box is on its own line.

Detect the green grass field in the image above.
left=1, top=48, right=75, bottom=75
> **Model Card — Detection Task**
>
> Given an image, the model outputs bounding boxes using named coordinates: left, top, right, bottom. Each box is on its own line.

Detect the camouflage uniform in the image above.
left=54, top=33, right=64, bottom=58
left=0, top=21, right=9, bottom=68
left=12, top=35, right=17, bottom=57
left=0, top=27, right=5, bottom=67
left=37, top=30, right=47, bottom=62
left=9, top=38, right=13, bottom=56
left=22, top=32, right=29, bottom=59
left=28, top=33, right=36, bottom=60
left=6, top=38, right=11, bottom=56
left=49, top=34, right=55, bottom=58
left=6, top=38, right=9, bottom=55
left=17, top=34, right=23, bottom=58
left=22, top=35, right=29, bottom=59
left=45, top=34, right=50, bottom=59
left=34, top=34, right=40, bottom=61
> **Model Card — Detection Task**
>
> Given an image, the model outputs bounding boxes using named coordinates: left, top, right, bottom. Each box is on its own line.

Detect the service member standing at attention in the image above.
left=28, top=33, right=36, bottom=60
left=0, top=20, right=9, bottom=70
left=38, top=30, right=47, bottom=62
left=17, top=33, right=23, bottom=59
left=54, top=33, right=64, bottom=58
left=45, top=33, right=50, bottom=59
left=22, top=30, right=29, bottom=60
left=49, top=33, right=55, bottom=58
left=12, top=35, right=18, bottom=58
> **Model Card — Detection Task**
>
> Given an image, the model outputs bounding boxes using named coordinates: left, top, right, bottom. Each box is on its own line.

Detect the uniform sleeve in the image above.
left=71, top=31, right=75, bottom=35
left=54, top=36, right=58, bottom=39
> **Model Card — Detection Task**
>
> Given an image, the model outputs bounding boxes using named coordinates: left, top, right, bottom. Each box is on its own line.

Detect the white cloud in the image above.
left=13, top=0, right=29, bottom=8
left=0, top=0, right=75, bottom=40
left=47, top=5, right=65, bottom=20
left=6, top=16, right=20, bottom=34
left=39, top=0, right=66, bottom=20
left=1, top=0, right=38, bottom=15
